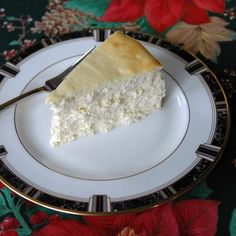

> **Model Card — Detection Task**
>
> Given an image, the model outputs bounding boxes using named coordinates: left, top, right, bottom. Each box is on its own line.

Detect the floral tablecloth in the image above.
left=0, top=0, right=236, bottom=235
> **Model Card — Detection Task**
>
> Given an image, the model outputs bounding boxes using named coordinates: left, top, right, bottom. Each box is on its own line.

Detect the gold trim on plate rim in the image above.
left=0, top=29, right=231, bottom=216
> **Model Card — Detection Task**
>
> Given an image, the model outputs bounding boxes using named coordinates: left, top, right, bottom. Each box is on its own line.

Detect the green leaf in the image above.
left=65, top=0, right=111, bottom=17
left=7, top=16, right=16, bottom=21
left=0, top=208, right=11, bottom=217
left=1, top=188, right=32, bottom=233
left=0, top=191, right=8, bottom=208
left=183, top=181, right=213, bottom=199
left=87, top=19, right=122, bottom=28
left=23, top=206, right=36, bottom=218
left=136, top=17, right=156, bottom=34
left=2, top=188, right=15, bottom=209
left=9, top=40, right=21, bottom=46
left=230, top=209, right=236, bottom=236
left=15, top=197, right=23, bottom=209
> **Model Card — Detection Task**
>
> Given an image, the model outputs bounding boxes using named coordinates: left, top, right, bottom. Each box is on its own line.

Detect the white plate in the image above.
left=0, top=30, right=230, bottom=214
left=15, top=68, right=189, bottom=180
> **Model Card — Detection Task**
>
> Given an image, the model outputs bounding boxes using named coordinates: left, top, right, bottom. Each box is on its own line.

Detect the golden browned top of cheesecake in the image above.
left=47, top=31, right=162, bottom=103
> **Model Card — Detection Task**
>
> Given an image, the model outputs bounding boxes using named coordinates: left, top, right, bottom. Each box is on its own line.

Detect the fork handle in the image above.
left=0, top=86, right=46, bottom=112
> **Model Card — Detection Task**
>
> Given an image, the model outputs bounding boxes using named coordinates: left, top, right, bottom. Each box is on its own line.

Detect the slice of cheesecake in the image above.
left=46, top=31, right=166, bottom=146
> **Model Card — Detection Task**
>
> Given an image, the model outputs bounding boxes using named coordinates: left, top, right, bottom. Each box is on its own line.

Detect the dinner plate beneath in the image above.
left=0, top=29, right=230, bottom=215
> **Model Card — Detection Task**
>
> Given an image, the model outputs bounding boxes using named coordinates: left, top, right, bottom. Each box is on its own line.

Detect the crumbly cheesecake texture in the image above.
left=46, top=31, right=166, bottom=146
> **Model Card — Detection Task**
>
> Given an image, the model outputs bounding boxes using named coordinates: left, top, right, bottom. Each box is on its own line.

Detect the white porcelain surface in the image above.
left=0, top=37, right=215, bottom=200
left=14, top=66, right=189, bottom=180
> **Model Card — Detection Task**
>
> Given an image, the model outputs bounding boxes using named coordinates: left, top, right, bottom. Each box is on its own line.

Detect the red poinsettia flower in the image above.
left=100, top=0, right=225, bottom=32
left=84, top=200, right=219, bottom=236
left=32, top=200, right=219, bottom=236
left=0, top=217, right=20, bottom=232
left=84, top=203, right=179, bottom=236
left=32, top=215, right=101, bottom=236
left=0, top=181, right=5, bottom=189
left=0, top=230, right=18, bottom=236
left=173, top=199, right=219, bottom=236
left=0, top=217, right=20, bottom=236
left=30, top=211, right=47, bottom=225
left=3, top=50, right=17, bottom=61
left=22, top=39, right=36, bottom=49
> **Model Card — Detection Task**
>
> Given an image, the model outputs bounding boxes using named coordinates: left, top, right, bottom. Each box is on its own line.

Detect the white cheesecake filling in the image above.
left=48, top=69, right=165, bottom=146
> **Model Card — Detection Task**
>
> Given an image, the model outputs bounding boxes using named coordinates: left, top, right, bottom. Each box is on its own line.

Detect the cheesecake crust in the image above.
left=47, top=31, right=162, bottom=104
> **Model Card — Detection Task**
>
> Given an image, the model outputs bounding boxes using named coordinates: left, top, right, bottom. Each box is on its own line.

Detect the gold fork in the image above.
left=0, top=45, right=96, bottom=112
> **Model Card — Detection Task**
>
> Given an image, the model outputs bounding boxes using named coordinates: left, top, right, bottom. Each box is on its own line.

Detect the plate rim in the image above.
left=0, top=28, right=231, bottom=215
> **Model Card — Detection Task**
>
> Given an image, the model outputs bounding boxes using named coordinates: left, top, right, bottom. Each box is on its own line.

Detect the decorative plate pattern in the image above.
left=0, top=29, right=230, bottom=215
